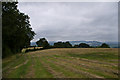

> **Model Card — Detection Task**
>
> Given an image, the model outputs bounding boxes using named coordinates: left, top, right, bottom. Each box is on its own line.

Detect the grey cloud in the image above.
left=18, top=2, right=118, bottom=42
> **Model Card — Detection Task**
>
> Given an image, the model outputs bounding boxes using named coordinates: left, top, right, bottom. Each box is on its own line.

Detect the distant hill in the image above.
left=31, top=41, right=119, bottom=48
left=30, top=42, right=37, bottom=46
left=105, top=42, right=119, bottom=48
left=69, top=41, right=102, bottom=47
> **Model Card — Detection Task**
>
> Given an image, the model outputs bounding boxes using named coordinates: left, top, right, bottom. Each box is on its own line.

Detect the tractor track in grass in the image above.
left=14, top=60, right=29, bottom=69
left=24, top=56, right=35, bottom=78
left=3, top=59, right=29, bottom=77
left=68, top=56, right=118, bottom=67
left=45, top=57, right=105, bottom=78
left=2, top=54, right=25, bottom=72
left=3, top=48, right=118, bottom=78
left=53, top=54, right=118, bottom=69
left=3, top=55, right=28, bottom=77
left=56, top=55, right=118, bottom=68
left=52, top=56, right=118, bottom=77
left=51, top=56, right=118, bottom=78
left=56, top=54, right=117, bottom=66
left=42, top=57, right=86, bottom=78
left=79, top=58, right=117, bottom=67
left=40, top=58, right=65, bottom=78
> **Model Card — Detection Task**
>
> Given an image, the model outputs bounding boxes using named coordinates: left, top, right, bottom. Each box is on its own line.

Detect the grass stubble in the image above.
left=2, top=48, right=118, bottom=78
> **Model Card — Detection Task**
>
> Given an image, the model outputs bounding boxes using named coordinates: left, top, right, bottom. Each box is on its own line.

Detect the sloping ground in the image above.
left=2, top=48, right=118, bottom=78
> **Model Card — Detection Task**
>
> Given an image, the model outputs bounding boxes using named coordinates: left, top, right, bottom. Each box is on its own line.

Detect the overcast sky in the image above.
left=18, top=2, right=118, bottom=42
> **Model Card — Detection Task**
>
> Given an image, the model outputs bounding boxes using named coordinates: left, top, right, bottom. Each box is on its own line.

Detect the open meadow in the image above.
left=2, top=48, right=118, bottom=78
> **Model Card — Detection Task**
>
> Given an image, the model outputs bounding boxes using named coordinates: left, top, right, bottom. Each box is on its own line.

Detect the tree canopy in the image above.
left=36, top=38, right=50, bottom=48
left=100, top=43, right=110, bottom=48
left=2, top=2, right=35, bottom=58
left=73, top=43, right=90, bottom=48
left=78, top=43, right=90, bottom=48
left=54, top=41, right=72, bottom=48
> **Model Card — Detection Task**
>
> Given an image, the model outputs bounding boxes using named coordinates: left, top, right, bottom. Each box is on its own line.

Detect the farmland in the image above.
left=2, top=48, right=118, bottom=78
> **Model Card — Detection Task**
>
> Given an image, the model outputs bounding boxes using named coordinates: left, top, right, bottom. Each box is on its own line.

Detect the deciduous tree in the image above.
left=36, top=38, right=50, bottom=48
left=2, top=2, right=35, bottom=58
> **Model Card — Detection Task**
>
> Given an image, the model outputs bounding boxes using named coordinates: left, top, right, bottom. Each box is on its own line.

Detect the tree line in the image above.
left=36, top=38, right=110, bottom=49
left=2, top=2, right=35, bottom=58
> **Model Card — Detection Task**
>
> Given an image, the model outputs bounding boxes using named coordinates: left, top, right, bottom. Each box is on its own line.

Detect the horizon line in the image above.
left=31, top=40, right=119, bottom=42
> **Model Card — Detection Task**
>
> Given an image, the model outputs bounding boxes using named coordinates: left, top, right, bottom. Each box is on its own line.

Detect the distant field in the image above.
left=21, top=47, right=43, bottom=53
left=2, top=48, right=118, bottom=78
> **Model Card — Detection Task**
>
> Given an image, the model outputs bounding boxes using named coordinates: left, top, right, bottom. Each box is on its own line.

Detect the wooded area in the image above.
left=2, top=2, right=35, bottom=58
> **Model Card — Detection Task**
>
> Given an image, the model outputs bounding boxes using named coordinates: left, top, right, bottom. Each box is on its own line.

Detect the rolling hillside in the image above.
left=3, top=48, right=118, bottom=78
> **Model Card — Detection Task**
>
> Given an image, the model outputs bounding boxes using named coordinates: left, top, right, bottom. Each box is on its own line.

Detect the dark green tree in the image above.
left=74, top=45, right=79, bottom=48
left=54, top=42, right=64, bottom=48
left=100, top=43, right=110, bottom=48
left=36, top=38, right=50, bottom=48
left=64, top=41, right=72, bottom=48
left=54, top=41, right=72, bottom=48
left=2, top=2, right=35, bottom=58
left=78, top=43, right=90, bottom=48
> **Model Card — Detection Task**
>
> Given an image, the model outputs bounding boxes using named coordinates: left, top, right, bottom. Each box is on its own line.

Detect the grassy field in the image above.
left=2, top=48, right=118, bottom=78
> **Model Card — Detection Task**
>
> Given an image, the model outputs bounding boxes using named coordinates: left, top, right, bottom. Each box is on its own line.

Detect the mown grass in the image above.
left=34, top=57, right=53, bottom=78
left=2, top=61, right=11, bottom=69
left=41, top=57, right=86, bottom=78
left=3, top=54, right=26, bottom=75
left=48, top=56, right=116, bottom=78
left=7, top=60, right=30, bottom=78
left=11, top=56, right=26, bottom=68
left=52, top=54, right=118, bottom=70
left=2, top=53, right=23, bottom=68
left=2, top=54, right=29, bottom=78
left=68, top=52, right=118, bottom=60
left=2, top=48, right=118, bottom=78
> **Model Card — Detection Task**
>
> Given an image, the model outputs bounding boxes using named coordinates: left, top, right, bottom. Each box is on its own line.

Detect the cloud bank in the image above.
left=18, top=2, right=118, bottom=42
